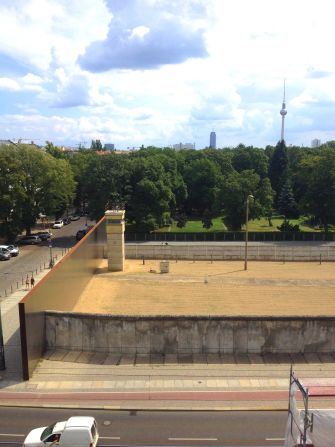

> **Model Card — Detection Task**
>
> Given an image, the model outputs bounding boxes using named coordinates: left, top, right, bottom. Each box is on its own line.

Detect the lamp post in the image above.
left=244, top=194, right=254, bottom=271
left=49, top=238, right=54, bottom=269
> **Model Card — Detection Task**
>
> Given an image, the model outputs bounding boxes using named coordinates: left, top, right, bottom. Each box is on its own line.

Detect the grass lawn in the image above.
left=155, top=215, right=331, bottom=233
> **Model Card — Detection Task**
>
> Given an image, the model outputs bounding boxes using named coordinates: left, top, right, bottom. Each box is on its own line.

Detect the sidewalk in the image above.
left=2, top=351, right=335, bottom=411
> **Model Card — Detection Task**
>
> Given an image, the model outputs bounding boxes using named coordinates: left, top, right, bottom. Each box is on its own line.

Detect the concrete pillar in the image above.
left=105, top=210, right=125, bottom=271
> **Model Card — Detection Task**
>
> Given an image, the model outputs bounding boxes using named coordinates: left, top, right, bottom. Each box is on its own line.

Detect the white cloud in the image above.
left=0, top=77, right=20, bottom=90
left=1, top=0, right=335, bottom=147
left=0, top=0, right=112, bottom=70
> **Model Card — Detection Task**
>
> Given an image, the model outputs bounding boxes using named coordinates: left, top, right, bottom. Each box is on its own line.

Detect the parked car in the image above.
left=16, top=235, right=42, bottom=245
left=53, top=220, right=64, bottom=229
left=0, top=247, right=11, bottom=260
left=63, top=217, right=71, bottom=225
left=23, top=416, right=99, bottom=447
left=70, top=215, right=80, bottom=221
left=0, top=244, right=19, bottom=256
left=34, top=231, right=52, bottom=241
left=75, top=229, right=87, bottom=241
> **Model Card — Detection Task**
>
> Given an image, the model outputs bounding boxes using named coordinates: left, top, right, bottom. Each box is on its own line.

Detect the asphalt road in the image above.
left=0, top=407, right=287, bottom=446
left=0, top=218, right=94, bottom=298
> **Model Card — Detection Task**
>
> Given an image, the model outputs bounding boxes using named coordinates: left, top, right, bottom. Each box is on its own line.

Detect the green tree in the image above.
left=255, top=177, right=274, bottom=226
left=268, top=140, right=288, bottom=204
left=202, top=209, right=213, bottom=229
left=220, top=170, right=260, bottom=230
left=183, top=158, right=222, bottom=215
left=298, top=151, right=335, bottom=231
left=0, top=145, right=75, bottom=240
left=220, top=170, right=273, bottom=230
left=278, top=179, right=299, bottom=219
left=175, top=212, right=188, bottom=228
left=45, top=141, right=66, bottom=159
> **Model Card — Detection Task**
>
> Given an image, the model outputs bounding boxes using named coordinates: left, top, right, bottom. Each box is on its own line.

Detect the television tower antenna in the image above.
left=280, top=80, right=287, bottom=142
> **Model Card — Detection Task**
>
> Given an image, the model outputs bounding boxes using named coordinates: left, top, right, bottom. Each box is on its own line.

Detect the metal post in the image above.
left=0, top=300, right=6, bottom=370
left=49, top=241, right=54, bottom=269
left=244, top=195, right=254, bottom=271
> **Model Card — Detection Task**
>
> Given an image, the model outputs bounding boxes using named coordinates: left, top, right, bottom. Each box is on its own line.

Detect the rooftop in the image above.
left=73, top=260, right=335, bottom=317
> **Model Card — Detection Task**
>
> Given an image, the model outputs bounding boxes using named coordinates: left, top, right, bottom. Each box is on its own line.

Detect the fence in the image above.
left=125, top=231, right=335, bottom=243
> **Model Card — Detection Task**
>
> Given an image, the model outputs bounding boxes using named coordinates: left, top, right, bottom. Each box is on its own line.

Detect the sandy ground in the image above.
left=73, top=259, right=335, bottom=317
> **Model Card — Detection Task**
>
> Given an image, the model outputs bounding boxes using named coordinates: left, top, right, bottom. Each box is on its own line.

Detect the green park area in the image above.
left=156, top=215, right=333, bottom=233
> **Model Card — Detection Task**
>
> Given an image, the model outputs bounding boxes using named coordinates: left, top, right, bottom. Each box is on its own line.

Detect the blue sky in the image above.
left=0, top=0, right=334, bottom=149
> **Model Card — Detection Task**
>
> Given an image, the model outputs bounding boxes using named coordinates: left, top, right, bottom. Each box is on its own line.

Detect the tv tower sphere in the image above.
left=280, top=81, right=287, bottom=141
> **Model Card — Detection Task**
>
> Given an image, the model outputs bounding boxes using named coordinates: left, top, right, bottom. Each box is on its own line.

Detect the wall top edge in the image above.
left=44, top=311, right=335, bottom=321
left=105, top=209, right=125, bottom=216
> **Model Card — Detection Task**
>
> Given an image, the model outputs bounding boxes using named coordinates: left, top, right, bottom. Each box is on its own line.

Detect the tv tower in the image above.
left=280, top=80, right=287, bottom=142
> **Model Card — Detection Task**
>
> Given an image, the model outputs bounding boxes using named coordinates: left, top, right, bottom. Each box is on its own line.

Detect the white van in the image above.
left=23, top=416, right=99, bottom=447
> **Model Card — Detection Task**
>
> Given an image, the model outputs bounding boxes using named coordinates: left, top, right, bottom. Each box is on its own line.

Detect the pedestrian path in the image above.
left=0, top=256, right=64, bottom=380
left=1, top=349, right=335, bottom=410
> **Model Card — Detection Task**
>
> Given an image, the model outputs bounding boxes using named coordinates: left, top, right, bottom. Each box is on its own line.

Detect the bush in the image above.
left=277, top=220, right=301, bottom=232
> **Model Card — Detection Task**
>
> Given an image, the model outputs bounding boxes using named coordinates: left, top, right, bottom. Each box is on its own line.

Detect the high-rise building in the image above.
left=172, top=142, right=195, bottom=150
left=280, top=80, right=287, bottom=142
left=311, top=139, right=321, bottom=148
left=210, top=131, right=216, bottom=149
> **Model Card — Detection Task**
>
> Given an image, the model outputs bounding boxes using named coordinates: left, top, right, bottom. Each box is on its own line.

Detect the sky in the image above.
left=0, top=0, right=335, bottom=149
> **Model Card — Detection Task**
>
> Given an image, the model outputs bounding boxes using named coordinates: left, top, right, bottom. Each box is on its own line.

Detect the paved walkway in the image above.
left=2, top=349, right=335, bottom=410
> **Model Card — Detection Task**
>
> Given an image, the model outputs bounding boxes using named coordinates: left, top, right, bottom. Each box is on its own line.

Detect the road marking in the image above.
left=99, top=436, right=121, bottom=440
left=0, top=434, right=25, bottom=437
left=265, top=438, right=285, bottom=441
left=168, top=437, right=218, bottom=441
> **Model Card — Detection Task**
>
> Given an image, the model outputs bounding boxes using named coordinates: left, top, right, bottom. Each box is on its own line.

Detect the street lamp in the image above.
left=49, top=237, right=54, bottom=269
left=244, top=194, right=254, bottom=271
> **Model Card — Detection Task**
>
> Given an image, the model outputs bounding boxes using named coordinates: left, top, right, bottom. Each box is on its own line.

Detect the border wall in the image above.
left=45, top=313, right=335, bottom=354
left=125, top=231, right=335, bottom=243
left=125, top=243, right=335, bottom=262
left=19, top=217, right=106, bottom=380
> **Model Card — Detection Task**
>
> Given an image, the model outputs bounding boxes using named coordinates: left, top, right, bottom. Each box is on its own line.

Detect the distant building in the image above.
left=104, top=143, right=115, bottom=150
left=311, top=139, right=321, bottom=148
left=0, top=139, right=16, bottom=146
left=172, top=142, right=195, bottom=150
left=209, top=131, right=216, bottom=149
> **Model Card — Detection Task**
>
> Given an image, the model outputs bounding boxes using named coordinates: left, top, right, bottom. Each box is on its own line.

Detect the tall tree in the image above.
left=278, top=179, right=299, bottom=219
left=220, top=170, right=260, bottom=230
left=268, top=140, right=288, bottom=205
left=0, top=145, right=75, bottom=240
left=298, top=151, right=335, bottom=231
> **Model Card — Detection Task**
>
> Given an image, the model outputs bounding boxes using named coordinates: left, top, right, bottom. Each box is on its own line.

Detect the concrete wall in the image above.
left=45, top=312, right=335, bottom=354
left=19, top=218, right=106, bottom=380
left=125, top=244, right=335, bottom=261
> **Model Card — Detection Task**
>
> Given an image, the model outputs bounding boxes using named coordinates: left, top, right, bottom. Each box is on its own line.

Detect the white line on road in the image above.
left=168, top=437, right=218, bottom=441
left=99, top=436, right=121, bottom=440
left=265, top=438, right=285, bottom=441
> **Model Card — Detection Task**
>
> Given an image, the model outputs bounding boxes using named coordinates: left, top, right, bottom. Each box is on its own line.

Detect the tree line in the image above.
left=1, top=140, right=335, bottom=241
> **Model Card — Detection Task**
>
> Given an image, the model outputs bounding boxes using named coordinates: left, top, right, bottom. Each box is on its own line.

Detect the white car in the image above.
left=23, top=416, right=99, bottom=447
left=52, top=220, right=64, bottom=229
left=0, top=244, right=19, bottom=256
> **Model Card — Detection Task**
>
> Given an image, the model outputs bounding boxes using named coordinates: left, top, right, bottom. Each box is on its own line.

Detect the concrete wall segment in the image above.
left=45, top=312, right=335, bottom=356
left=20, top=217, right=106, bottom=379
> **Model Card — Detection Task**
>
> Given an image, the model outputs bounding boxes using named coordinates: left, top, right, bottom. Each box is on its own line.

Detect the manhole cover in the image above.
left=103, top=421, right=111, bottom=426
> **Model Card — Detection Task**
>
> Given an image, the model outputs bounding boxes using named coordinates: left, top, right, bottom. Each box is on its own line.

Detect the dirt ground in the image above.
left=73, top=259, right=335, bottom=317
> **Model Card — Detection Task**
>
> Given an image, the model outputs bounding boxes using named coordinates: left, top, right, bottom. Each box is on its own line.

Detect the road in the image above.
left=0, top=407, right=287, bottom=446
left=0, top=218, right=93, bottom=298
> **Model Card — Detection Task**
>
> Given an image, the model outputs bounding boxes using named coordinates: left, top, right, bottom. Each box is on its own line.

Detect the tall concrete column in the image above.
left=105, top=210, right=125, bottom=272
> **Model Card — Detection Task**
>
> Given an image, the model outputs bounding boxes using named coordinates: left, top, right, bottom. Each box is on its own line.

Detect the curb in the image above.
left=0, top=401, right=288, bottom=411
